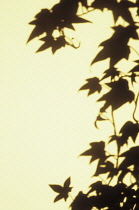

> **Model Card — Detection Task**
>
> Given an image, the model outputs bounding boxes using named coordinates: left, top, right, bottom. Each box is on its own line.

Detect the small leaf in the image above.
left=79, top=77, right=102, bottom=96
left=49, top=177, right=72, bottom=202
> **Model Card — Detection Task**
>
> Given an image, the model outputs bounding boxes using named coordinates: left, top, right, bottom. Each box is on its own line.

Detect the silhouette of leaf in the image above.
left=88, top=181, right=102, bottom=195
left=119, top=146, right=139, bottom=170
left=36, top=35, right=66, bottom=53
left=80, top=141, right=106, bottom=163
left=109, top=121, right=139, bottom=151
left=94, top=160, right=115, bottom=177
left=36, top=36, right=54, bottom=53
left=119, top=121, right=139, bottom=143
left=91, top=0, right=136, bottom=23
left=101, top=67, right=120, bottom=81
left=79, top=77, right=102, bottom=96
left=97, top=79, right=134, bottom=112
left=91, top=25, right=138, bottom=67
left=27, top=9, right=53, bottom=43
left=113, top=1, right=135, bottom=24
left=52, top=36, right=66, bottom=53
left=49, top=177, right=72, bottom=202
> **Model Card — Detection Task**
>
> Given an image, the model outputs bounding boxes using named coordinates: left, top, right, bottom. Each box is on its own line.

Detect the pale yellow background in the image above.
left=0, top=1, right=138, bottom=210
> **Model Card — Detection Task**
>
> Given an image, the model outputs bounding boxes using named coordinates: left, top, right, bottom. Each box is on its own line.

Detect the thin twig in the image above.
left=130, top=45, right=139, bottom=56
left=133, top=91, right=139, bottom=123
left=78, top=8, right=95, bottom=17
left=111, top=108, right=117, bottom=136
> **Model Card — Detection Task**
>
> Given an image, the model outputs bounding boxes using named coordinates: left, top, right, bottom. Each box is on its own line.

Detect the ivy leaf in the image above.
left=112, top=1, right=136, bottom=24
left=101, top=67, right=120, bottom=81
left=27, top=9, right=54, bottom=43
left=97, top=79, right=134, bottom=112
left=94, top=160, right=115, bottom=177
left=91, top=25, right=138, bottom=67
left=88, top=181, right=103, bottom=195
left=109, top=134, right=127, bottom=152
left=52, top=36, right=66, bottom=53
left=119, top=121, right=139, bottom=143
left=119, top=146, right=139, bottom=169
left=79, top=77, right=102, bottom=96
left=80, top=141, right=106, bottom=163
left=130, top=73, right=138, bottom=85
left=49, top=177, right=72, bottom=202
left=36, top=35, right=54, bottom=53
left=36, top=35, right=66, bottom=53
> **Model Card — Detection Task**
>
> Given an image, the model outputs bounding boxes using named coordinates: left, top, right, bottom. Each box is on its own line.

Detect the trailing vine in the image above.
left=27, top=0, right=139, bottom=209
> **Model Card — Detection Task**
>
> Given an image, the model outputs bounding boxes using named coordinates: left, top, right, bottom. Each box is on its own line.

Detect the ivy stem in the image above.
left=69, top=193, right=74, bottom=201
left=111, top=107, right=119, bottom=178
left=78, top=8, right=95, bottom=17
left=129, top=45, right=139, bottom=56
left=111, top=108, right=117, bottom=136
left=133, top=91, right=139, bottom=123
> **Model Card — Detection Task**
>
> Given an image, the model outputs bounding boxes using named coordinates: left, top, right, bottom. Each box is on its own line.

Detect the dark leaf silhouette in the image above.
left=119, top=121, right=139, bottom=143
left=119, top=146, right=139, bottom=169
left=79, top=77, right=102, bottom=95
left=36, top=35, right=66, bottom=53
left=91, top=25, right=138, bottom=67
left=27, top=9, right=53, bottom=43
left=80, top=141, right=106, bottom=163
left=112, top=1, right=136, bottom=24
left=94, top=160, right=115, bottom=177
left=49, top=177, right=72, bottom=202
left=97, top=79, right=134, bottom=112
left=101, top=67, right=120, bottom=81
left=91, top=0, right=136, bottom=23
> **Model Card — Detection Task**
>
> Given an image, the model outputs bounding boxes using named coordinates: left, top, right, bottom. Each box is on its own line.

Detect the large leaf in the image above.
left=119, top=146, right=139, bottom=170
left=97, top=79, right=134, bottom=112
left=91, top=25, right=138, bottom=67
left=80, top=141, right=106, bottom=163
left=91, top=0, right=136, bottom=23
left=119, top=121, right=139, bottom=143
